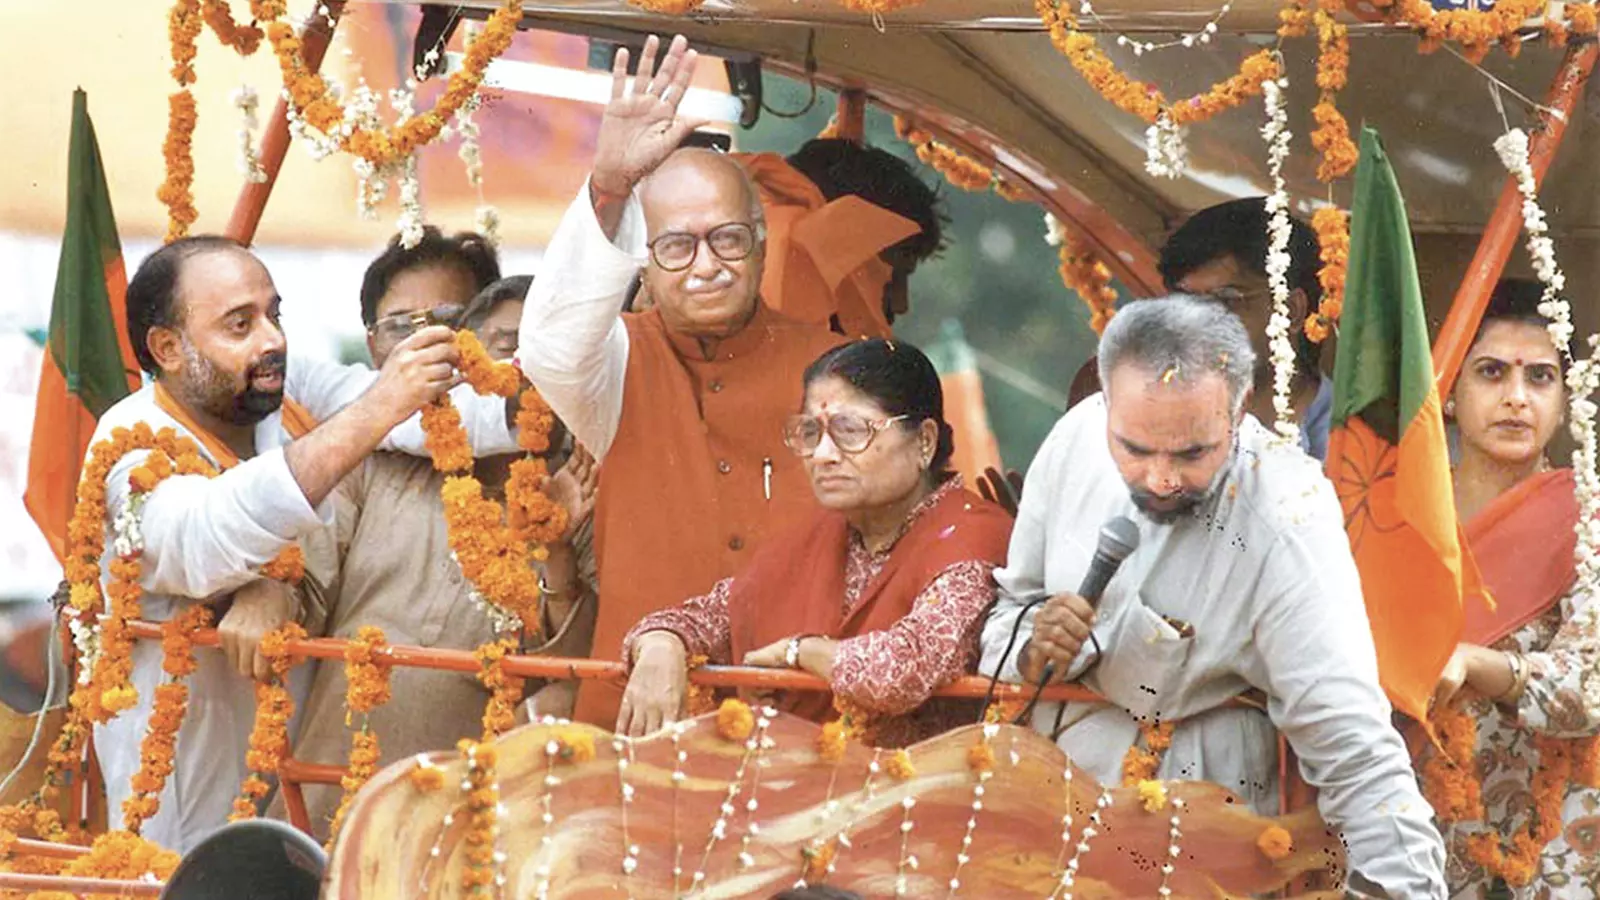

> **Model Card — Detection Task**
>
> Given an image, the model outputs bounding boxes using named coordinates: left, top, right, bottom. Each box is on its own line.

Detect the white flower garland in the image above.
left=231, top=85, right=268, bottom=184
left=1494, top=127, right=1600, bottom=590
left=1144, top=114, right=1187, bottom=179
left=1260, top=71, right=1301, bottom=443
left=1084, top=0, right=1227, bottom=55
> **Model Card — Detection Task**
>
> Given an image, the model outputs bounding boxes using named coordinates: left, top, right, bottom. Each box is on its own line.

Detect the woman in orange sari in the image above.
left=616, top=338, right=1012, bottom=747
left=1430, top=279, right=1600, bottom=897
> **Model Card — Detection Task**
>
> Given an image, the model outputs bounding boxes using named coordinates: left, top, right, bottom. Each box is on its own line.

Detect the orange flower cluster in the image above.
left=982, top=698, right=1027, bottom=724
left=326, top=730, right=381, bottom=849
left=1055, top=223, right=1120, bottom=335
left=1368, top=0, right=1546, bottom=63
left=1257, top=824, right=1294, bottom=860
left=626, top=0, right=708, bottom=13
left=1037, top=0, right=1279, bottom=129
left=885, top=749, right=917, bottom=781
left=122, top=604, right=211, bottom=834
left=893, top=116, right=1027, bottom=200
left=38, top=829, right=182, bottom=885
left=324, top=627, right=394, bottom=846
left=1310, top=2, right=1358, bottom=183
left=342, top=626, right=394, bottom=722
left=422, top=399, right=473, bottom=473
left=424, top=337, right=567, bottom=635
left=258, top=0, right=523, bottom=169
left=160, top=0, right=203, bottom=244
left=817, top=719, right=849, bottom=764
left=548, top=727, right=597, bottom=764
left=967, top=737, right=995, bottom=774
left=1424, top=703, right=1600, bottom=886
left=231, top=622, right=306, bottom=822
left=476, top=638, right=522, bottom=741
left=409, top=759, right=446, bottom=793
left=458, top=739, right=501, bottom=897
left=1306, top=206, right=1350, bottom=343
left=800, top=839, right=837, bottom=884
left=1121, top=720, right=1175, bottom=786
left=685, top=653, right=717, bottom=716
left=457, top=332, right=524, bottom=399
left=200, top=0, right=263, bottom=54
left=717, top=698, right=756, bottom=742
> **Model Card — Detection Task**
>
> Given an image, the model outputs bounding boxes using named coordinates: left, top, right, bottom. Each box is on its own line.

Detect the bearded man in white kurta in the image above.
left=89, top=236, right=519, bottom=853
left=979, top=297, right=1446, bottom=898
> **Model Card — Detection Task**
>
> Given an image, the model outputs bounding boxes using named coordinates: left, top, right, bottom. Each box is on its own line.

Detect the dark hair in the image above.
left=459, top=275, right=533, bottom=331
left=1475, top=277, right=1564, bottom=370
left=1157, top=197, right=1322, bottom=372
left=785, top=139, right=948, bottom=270
left=359, top=227, right=501, bottom=326
left=769, top=888, right=862, bottom=900
left=126, top=235, right=248, bottom=374
left=802, top=338, right=954, bottom=478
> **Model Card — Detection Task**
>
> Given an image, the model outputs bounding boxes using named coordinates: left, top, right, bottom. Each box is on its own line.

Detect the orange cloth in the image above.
left=151, top=382, right=317, bottom=466
left=726, top=484, right=1012, bottom=723
left=1461, top=468, right=1580, bottom=646
left=939, top=368, right=1004, bottom=490
left=735, top=153, right=922, bottom=339
left=576, top=303, right=842, bottom=726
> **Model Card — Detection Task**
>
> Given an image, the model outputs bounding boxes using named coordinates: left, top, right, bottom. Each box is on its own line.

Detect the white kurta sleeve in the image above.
left=109, top=446, right=330, bottom=600
left=516, top=180, right=643, bottom=461
left=1246, top=525, right=1447, bottom=899
left=286, top=355, right=518, bottom=456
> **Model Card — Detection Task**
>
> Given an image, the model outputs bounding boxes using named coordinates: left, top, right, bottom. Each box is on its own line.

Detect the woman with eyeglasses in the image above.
left=616, top=339, right=1013, bottom=746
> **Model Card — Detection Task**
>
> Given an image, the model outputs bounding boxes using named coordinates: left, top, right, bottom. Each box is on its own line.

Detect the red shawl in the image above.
left=1461, top=468, right=1580, bottom=645
left=726, top=484, right=1013, bottom=722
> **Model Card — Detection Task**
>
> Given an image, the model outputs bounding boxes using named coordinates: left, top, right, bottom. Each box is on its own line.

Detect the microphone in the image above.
left=1037, top=515, right=1141, bottom=684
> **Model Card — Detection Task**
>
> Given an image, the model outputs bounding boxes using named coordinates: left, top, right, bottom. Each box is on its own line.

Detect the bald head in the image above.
left=637, top=147, right=768, bottom=344
left=642, top=148, right=765, bottom=230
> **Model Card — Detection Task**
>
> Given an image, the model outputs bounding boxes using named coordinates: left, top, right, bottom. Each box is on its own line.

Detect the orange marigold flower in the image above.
left=716, top=698, right=756, bottom=742
left=1137, top=778, right=1168, bottom=813
left=817, top=720, right=848, bottom=764
left=885, top=749, right=917, bottom=781
left=1257, top=824, right=1294, bottom=860
left=967, top=739, right=995, bottom=774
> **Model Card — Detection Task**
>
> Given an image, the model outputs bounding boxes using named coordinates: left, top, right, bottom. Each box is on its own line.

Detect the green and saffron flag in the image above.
left=1324, top=126, right=1481, bottom=724
left=24, top=89, right=142, bottom=564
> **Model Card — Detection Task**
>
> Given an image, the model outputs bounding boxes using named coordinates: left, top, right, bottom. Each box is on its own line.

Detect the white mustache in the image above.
left=683, top=271, right=736, bottom=292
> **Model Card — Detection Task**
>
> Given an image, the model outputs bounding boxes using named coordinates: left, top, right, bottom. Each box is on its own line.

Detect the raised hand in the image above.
left=591, top=35, right=707, bottom=197
left=548, top=443, right=599, bottom=540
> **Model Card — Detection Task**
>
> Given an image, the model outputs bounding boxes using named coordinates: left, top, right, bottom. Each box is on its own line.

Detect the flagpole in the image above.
left=223, top=2, right=347, bottom=246
left=1432, top=42, right=1597, bottom=396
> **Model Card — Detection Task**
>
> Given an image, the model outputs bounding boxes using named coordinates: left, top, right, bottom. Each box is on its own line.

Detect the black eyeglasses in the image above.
left=367, top=305, right=465, bottom=342
left=647, top=223, right=760, bottom=272
left=782, top=413, right=909, bottom=457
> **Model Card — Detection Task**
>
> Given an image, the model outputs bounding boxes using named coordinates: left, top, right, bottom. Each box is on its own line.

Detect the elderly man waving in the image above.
left=517, top=35, right=843, bottom=728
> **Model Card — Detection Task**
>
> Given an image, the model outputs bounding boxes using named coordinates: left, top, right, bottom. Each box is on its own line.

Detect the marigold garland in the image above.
left=893, top=115, right=1027, bottom=200
left=200, top=0, right=263, bottom=54
left=1310, top=1, right=1357, bottom=183
left=230, top=622, right=306, bottom=822
left=966, top=736, right=996, bottom=774
left=1305, top=206, right=1350, bottom=342
left=254, top=0, right=523, bottom=169
left=549, top=727, right=597, bottom=764
left=121, top=604, right=211, bottom=835
left=1036, top=0, right=1280, bottom=128
left=685, top=653, right=717, bottom=716
left=800, top=839, right=838, bottom=884
left=817, top=719, right=849, bottom=763
left=1422, top=702, right=1600, bottom=887
left=325, top=627, right=394, bottom=847
left=1367, top=0, right=1546, bottom=63
left=2, top=829, right=182, bottom=888
left=476, top=638, right=523, bottom=741
left=1051, top=216, right=1120, bottom=335
left=1137, top=778, right=1168, bottom=813
left=1121, top=720, right=1175, bottom=786
left=160, top=1, right=203, bottom=243
left=458, top=739, right=501, bottom=897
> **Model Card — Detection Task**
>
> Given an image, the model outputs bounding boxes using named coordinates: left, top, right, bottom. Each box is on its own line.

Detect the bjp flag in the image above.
left=24, top=89, right=142, bottom=564
left=1324, top=127, right=1481, bottom=724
